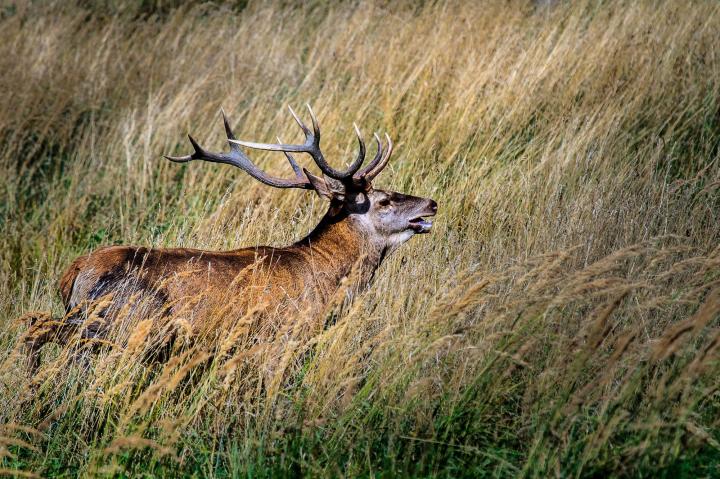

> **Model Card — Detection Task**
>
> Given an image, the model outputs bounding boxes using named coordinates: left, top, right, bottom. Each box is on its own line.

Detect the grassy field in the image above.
left=1, top=0, right=720, bottom=476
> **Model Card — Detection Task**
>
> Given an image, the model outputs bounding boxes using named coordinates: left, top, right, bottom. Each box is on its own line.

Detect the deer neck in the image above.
left=296, top=208, right=387, bottom=293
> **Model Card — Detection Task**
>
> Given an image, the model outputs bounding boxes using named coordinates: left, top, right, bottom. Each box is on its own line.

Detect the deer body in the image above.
left=24, top=106, right=437, bottom=368
left=61, top=211, right=381, bottom=321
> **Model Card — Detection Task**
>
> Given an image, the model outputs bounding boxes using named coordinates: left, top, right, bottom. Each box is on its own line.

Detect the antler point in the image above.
left=164, top=155, right=190, bottom=163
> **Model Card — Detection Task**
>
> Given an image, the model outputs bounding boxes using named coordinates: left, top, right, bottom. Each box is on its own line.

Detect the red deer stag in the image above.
left=23, top=105, right=437, bottom=369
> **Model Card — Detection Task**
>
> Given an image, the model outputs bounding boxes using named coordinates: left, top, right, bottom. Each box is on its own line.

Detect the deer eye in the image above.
left=377, top=198, right=391, bottom=207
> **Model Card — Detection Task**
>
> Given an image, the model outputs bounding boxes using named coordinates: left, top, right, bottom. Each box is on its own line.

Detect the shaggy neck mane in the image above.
left=293, top=208, right=386, bottom=296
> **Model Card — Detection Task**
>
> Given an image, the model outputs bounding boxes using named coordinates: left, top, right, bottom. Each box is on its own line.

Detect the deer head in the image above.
left=166, top=105, right=437, bottom=251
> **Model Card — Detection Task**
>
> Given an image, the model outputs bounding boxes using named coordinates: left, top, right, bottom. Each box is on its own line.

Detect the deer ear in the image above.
left=323, top=175, right=346, bottom=197
left=304, top=168, right=336, bottom=200
left=354, top=174, right=373, bottom=192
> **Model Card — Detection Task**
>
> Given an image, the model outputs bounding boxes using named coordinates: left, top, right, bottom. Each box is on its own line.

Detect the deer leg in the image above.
left=19, top=311, right=49, bottom=373
left=21, top=303, right=102, bottom=373
left=22, top=313, right=80, bottom=374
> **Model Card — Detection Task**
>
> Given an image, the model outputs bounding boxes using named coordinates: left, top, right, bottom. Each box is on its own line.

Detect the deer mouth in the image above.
left=408, top=216, right=433, bottom=234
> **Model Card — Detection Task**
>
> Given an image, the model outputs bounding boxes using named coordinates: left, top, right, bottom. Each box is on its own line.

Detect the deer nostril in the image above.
left=428, top=199, right=438, bottom=212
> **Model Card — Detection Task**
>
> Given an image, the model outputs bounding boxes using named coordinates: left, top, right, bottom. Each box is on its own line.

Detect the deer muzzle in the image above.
left=408, top=199, right=438, bottom=234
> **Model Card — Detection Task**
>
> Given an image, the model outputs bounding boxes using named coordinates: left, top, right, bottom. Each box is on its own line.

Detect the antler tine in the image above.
left=288, top=105, right=311, bottom=135
left=371, top=133, right=393, bottom=176
left=164, top=110, right=312, bottom=190
left=363, top=133, right=393, bottom=180
left=163, top=134, right=207, bottom=164
left=306, top=104, right=321, bottom=142
left=221, top=108, right=236, bottom=141
left=229, top=105, right=366, bottom=180
left=277, top=136, right=303, bottom=177
left=353, top=132, right=390, bottom=180
left=352, top=122, right=366, bottom=174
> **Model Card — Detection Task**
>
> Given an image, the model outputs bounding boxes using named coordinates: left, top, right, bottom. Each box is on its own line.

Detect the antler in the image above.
left=166, top=105, right=395, bottom=191
left=229, top=105, right=366, bottom=180
left=353, top=132, right=393, bottom=182
left=165, top=109, right=312, bottom=189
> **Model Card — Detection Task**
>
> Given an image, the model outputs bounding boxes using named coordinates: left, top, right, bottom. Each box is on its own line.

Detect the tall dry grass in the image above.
left=1, top=0, right=719, bottom=476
